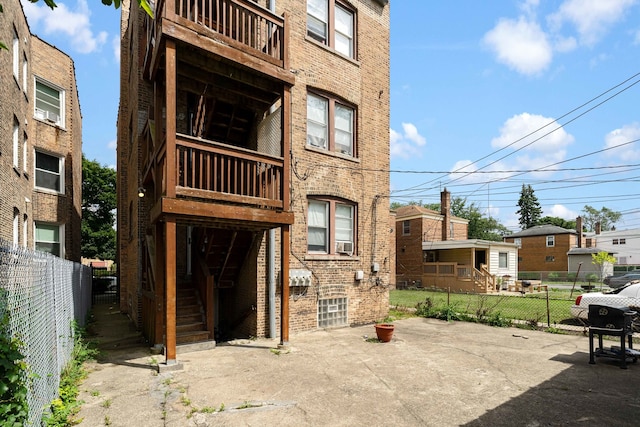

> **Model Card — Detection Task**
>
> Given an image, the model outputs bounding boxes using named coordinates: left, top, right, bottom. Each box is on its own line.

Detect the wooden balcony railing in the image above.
left=146, top=0, right=286, bottom=66
left=174, top=133, right=284, bottom=209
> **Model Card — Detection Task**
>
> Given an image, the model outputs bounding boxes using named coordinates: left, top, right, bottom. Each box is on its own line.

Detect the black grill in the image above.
left=588, top=305, right=638, bottom=369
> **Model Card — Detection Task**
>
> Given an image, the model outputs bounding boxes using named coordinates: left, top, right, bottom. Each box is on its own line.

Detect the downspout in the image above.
left=268, top=0, right=277, bottom=339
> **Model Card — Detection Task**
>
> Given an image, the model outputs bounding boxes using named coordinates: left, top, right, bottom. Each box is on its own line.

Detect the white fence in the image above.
left=0, top=239, right=92, bottom=426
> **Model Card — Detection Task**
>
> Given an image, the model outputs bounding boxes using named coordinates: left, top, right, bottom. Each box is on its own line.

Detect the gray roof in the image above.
left=567, top=247, right=616, bottom=255
left=505, top=224, right=576, bottom=238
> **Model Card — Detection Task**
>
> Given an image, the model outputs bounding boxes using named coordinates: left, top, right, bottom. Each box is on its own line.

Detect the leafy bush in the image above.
left=585, top=273, right=599, bottom=282
left=0, top=314, right=28, bottom=427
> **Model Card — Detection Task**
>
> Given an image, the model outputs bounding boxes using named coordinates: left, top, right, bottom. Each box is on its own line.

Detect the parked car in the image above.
left=603, top=273, right=640, bottom=288
left=571, top=282, right=640, bottom=324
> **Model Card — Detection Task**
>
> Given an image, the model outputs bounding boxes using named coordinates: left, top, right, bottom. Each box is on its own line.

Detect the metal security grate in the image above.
left=318, top=297, right=348, bottom=328
left=0, top=239, right=92, bottom=425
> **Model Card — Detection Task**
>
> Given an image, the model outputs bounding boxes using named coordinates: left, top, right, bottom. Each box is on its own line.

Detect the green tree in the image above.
left=591, top=251, right=616, bottom=282
left=535, top=216, right=576, bottom=230
left=82, top=156, right=116, bottom=260
left=516, top=184, right=542, bottom=230
left=462, top=203, right=510, bottom=241
left=581, top=205, right=621, bottom=232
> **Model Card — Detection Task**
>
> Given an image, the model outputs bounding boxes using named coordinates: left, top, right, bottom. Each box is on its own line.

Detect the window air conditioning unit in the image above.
left=336, top=241, right=353, bottom=255
left=45, top=111, right=59, bottom=123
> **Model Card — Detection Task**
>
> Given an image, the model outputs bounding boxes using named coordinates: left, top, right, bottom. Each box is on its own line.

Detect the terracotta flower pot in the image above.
left=374, top=323, right=394, bottom=342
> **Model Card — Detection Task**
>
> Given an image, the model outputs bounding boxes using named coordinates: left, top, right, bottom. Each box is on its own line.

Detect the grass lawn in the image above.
left=390, top=289, right=578, bottom=326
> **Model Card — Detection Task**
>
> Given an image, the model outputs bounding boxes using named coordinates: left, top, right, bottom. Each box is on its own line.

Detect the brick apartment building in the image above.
left=117, top=0, right=390, bottom=364
left=0, top=0, right=82, bottom=261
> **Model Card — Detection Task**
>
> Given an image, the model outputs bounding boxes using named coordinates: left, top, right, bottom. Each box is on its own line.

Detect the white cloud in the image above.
left=107, top=139, right=117, bottom=150
left=390, top=123, right=426, bottom=159
left=21, top=0, right=107, bottom=54
left=483, top=16, right=552, bottom=76
left=112, top=36, right=121, bottom=64
left=547, top=204, right=579, bottom=220
left=604, top=123, right=640, bottom=160
left=547, top=0, right=637, bottom=46
left=490, top=113, right=574, bottom=172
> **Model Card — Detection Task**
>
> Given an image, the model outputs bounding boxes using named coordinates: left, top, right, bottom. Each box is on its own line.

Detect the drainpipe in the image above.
left=268, top=0, right=277, bottom=339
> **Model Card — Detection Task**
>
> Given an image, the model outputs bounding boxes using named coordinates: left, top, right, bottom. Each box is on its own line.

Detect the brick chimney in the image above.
left=576, top=216, right=582, bottom=248
left=595, top=222, right=601, bottom=235
left=441, top=189, right=450, bottom=241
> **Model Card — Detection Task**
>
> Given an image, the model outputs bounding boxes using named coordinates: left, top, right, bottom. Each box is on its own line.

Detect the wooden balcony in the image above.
left=145, top=0, right=292, bottom=83
left=175, top=133, right=283, bottom=209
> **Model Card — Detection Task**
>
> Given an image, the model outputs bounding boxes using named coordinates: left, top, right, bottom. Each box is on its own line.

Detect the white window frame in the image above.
left=308, top=198, right=356, bottom=255
left=546, top=236, right=555, bottom=247
left=23, top=214, right=28, bottom=248
left=13, top=30, right=19, bottom=80
left=13, top=209, right=20, bottom=246
left=23, top=133, right=28, bottom=172
left=13, top=118, right=20, bottom=169
left=307, top=92, right=355, bottom=156
left=23, top=55, right=28, bottom=94
left=35, top=150, right=64, bottom=194
left=307, top=0, right=356, bottom=59
left=35, top=222, right=64, bottom=258
left=498, top=252, right=508, bottom=269
left=34, top=77, right=64, bottom=127
left=402, top=220, right=410, bottom=236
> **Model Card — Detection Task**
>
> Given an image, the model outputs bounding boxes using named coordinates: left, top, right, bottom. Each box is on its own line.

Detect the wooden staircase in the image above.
left=176, top=285, right=210, bottom=344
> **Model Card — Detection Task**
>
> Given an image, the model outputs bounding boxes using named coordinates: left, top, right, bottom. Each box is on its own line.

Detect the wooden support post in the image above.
left=165, top=40, right=177, bottom=198
left=165, top=220, right=177, bottom=363
left=280, top=225, right=290, bottom=345
left=154, top=223, right=165, bottom=348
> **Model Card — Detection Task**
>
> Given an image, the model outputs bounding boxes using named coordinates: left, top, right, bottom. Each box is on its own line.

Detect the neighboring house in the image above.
left=0, top=0, right=82, bottom=261
left=566, top=247, right=615, bottom=280
left=118, top=0, right=390, bottom=365
left=583, top=227, right=640, bottom=267
left=396, top=191, right=517, bottom=293
left=504, top=217, right=615, bottom=279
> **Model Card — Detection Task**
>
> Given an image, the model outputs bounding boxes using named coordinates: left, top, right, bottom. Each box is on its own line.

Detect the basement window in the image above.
left=318, top=297, right=348, bottom=328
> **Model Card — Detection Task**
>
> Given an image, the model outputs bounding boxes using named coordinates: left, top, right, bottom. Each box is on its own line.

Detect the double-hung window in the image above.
left=13, top=117, right=19, bottom=169
left=307, top=0, right=356, bottom=58
left=308, top=198, right=355, bottom=255
left=35, top=222, right=63, bottom=257
left=35, top=151, right=63, bottom=193
left=546, top=236, right=555, bottom=247
left=13, top=30, right=19, bottom=80
left=307, top=92, right=355, bottom=156
left=35, top=78, right=63, bottom=126
left=498, top=252, right=508, bottom=268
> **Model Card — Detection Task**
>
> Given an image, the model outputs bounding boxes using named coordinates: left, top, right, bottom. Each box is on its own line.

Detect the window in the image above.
left=35, top=78, right=63, bottom=126
left=23, top=133, right=28, bottom=172
left=35, top=222, right=63, bottom=257
left=13, top=117, right=19, bottom=168
left=35, top=151, right=63, bottom=193
left=499, top=252, right=508, bottom=269
left=13, top=30, right=19, bottom=80
left=545, top=256, right=555, bottom=262
left=307, top=92, right=355, bottom=156
left=546, top=236, right=555, bottom=247
left=514, top=238, right=521, bottom=248
left=613, top=239, right=618, bottom=245
left=22, top=56, right=28, bottom=94
left=620, top=238, right=626, bottom=244
left=13, top=209, right=19, bottom=246
left=613, top=238, right=626, bottom=245
left=307, top=0, right=356, bottom=58
left=402, top=220, right=410, bottom=235
left=308, top=198, right=355, bottom=255
left=23, top=215, right=28, bottom=248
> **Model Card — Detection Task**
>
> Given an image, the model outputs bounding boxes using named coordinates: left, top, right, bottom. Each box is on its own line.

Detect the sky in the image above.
left=20, top=0, right=640, bottom=232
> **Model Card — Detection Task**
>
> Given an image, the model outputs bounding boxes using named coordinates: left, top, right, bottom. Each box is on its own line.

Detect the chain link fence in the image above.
left=390, top=283, right=640, bottom=334
left=0, top=239, right=92, bottom=426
